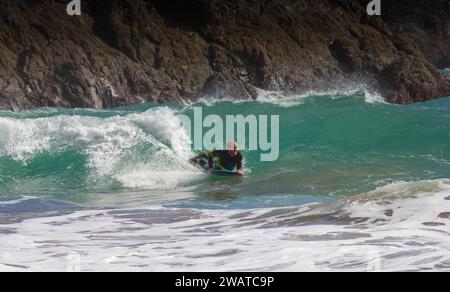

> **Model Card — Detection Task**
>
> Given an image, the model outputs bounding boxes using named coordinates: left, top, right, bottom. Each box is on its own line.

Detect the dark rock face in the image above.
left=0, top=0, right=449, bottom=111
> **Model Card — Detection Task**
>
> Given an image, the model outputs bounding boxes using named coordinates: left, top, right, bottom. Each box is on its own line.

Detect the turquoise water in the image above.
left=1, top=89, right=450, bottom=271
left=1, top=91, right=449, bottom=210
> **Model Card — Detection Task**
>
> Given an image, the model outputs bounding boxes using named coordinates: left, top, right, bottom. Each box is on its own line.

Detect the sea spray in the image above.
left=0, top=91, right=449, bottom=202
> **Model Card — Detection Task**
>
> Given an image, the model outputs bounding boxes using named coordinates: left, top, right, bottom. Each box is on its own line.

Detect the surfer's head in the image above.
left=227, top=140, right=239, bottom=157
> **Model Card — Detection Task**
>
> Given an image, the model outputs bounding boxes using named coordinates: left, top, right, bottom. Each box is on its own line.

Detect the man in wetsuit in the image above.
left=207, top=141, right=243, bottom=176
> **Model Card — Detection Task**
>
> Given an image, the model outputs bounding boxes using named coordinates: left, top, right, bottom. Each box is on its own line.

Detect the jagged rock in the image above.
left=0, top=0, right=449, bottom=111
left=202, top=73, right=258, bottom=100
left=380, top=55, right=450, bottom=104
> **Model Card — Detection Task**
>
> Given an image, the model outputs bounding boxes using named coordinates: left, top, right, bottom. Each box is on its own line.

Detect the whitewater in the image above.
left=0, top=88, right=449, bottom=271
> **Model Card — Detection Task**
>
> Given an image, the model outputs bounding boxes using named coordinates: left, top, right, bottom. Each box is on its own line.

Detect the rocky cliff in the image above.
left=0, top=0, right=449, bottom=111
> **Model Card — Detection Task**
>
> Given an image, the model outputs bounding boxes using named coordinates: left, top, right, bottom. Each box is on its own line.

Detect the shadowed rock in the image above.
left=0, top=0, right=449, bottom=111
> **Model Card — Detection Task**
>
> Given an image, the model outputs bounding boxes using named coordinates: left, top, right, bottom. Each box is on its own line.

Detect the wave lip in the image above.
left=0, top=106, right=199, bottom=196
left=1, top=93, right=449, bottom=205
left=194, top=86, right=386, bottom=107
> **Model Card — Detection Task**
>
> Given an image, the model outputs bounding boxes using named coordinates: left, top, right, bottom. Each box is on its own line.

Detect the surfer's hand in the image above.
left=237, top=170, right=243, bottom=176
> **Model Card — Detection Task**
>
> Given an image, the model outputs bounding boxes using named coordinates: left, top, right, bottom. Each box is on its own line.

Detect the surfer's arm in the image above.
left=208, top=151, right=216, bottom=169
left=236, top=154, right=243, bottom=175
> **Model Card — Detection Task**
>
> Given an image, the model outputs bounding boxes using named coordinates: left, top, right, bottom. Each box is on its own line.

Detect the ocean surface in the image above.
left=1, top=80, right=450, bottom=271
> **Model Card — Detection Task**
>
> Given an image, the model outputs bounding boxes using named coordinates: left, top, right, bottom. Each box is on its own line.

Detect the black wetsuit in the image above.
left=208, top=150, right=243, bottom=171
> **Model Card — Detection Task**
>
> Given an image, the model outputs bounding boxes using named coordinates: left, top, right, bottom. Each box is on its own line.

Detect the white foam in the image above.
left=343, top=180, right=450, bottom=225
left=364, top=91, right=386, bottom=104
left=0, top=107, right=196, bottom=189
left=0, top=118, right=51, bottom=161
left=115, top=169, right=205, bottom=190
left=0, top=196, right=34, bottom=206
left=133, top=107, right=193, bottom=160
left=1, top=179, right=449, bottom=271
left=255, top=89, right=307, bottom=107
left=194, top=86, right=386, bottom=108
